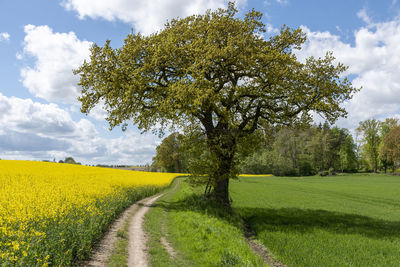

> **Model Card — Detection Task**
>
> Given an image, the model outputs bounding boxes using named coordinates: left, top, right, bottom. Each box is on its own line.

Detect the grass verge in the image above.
left=106, top=217, right=131, bottom=267
left=145, top=178, right=266, bottom=267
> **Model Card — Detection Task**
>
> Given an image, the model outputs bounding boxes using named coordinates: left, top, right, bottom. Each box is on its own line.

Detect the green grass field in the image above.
left=145, top=178, right=266, bottom=266
left=231, top=174, right=400, bottom=266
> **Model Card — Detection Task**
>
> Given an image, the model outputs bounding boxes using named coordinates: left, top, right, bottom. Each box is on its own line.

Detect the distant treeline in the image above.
left=152, top=118, right=400, bottom=176
left=42, top=159, right=149, bottom=169
left=96, top=164, right=131, bottom=168
left=240, top=123, right=357, bottom=176
left=43, top=157, right=81, bottom=165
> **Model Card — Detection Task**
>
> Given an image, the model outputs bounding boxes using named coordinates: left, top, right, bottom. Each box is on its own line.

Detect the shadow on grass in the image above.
left=150, top=193, right=244, bottom=227
left=150, top=181, right=400, bottom=241
left=153, top=192, right=400, bottom=241
left=237, top=207, right=400, bottom=240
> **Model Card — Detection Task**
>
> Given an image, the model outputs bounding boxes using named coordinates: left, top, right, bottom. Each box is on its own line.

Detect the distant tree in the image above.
left=357, top=119, right=381, bottom=172
left=153, top=132, right=187, bottom=173
left=274, top=128, right=300, bottom=170
left=380, top=118, right=398, bottom=136
left=64, top=157, right=79, bottom=164
left=381, top=126, right=400, bottom=172
left=272, top=127, right=314, bottom=176
left=75, top=4, right=358, bottom=205
left=240, top=149, right=273, bottom=174
left=309, top=128, right=325, bottom=171
left=240, top=124, right=357, bottom=176
left=379, top=118, right=399, bottom=173
left=338, top=130, right=358, bottom=172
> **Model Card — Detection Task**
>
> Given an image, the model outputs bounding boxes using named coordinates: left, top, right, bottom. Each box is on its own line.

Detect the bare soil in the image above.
left=84, top=200, right=140, bottom=266
left=84, top=194, right=163, bottom=267
left=160, top=236, right=177, bottom=259
left=246, top=238, right=286, bottom=267
left=127, top=194, right=164, bottom=267
left=244, top=222, right=286, bottom=267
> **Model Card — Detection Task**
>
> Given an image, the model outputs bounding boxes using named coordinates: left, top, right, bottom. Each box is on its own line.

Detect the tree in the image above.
left=337, top=129, right=357, bottom=172
left=357, top=119, right=381, bottom=172
left=152, top=132, right=187, bottom=173
left=381, top=125, right=400, bottom=172
left=379, top=118, right=398, bottom=173
left=64, top=157, right=80, bottom=164
left=380, top=118, right=398, bottom=137
left=75, top=4, right=358, bottom=206
left=260, top=124, right=356, bottom=176
left=240, top=149, right=274, bottom=174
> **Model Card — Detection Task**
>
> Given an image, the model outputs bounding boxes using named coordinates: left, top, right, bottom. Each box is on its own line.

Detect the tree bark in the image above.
left=206, top=129, right=236, bottom=207
left=210, top=146, right=236, bottom=206
left=213, top=178, right=230, bottom=206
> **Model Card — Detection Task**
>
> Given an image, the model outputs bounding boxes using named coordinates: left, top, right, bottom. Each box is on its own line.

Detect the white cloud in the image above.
left=266, top=23, right=279, bottom=34
left=62, top=0, right=247, bottom=35
left=102, top=131, right=160, bottom=164
left=297, top=16, right=400, bottom=129
left=0, top=93, right=91, bottom=138
left=0, top=32, right=10, bottom=42
left=357, top=8, right=372, bottom=25
left=276, top=0, right=289, bottom=5
left=88, top=100, right=108, bottom=121
left=20, top=25, right=92, bottom=103
left=0, top=93, right=159, bottom=165
left=264, top=0, right=289, bottom=5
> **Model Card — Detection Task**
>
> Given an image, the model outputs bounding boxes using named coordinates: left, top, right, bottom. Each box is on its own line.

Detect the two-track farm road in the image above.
left=85, top=193, right=164, bottom=267
left=127, top=194, right=164, bottom=267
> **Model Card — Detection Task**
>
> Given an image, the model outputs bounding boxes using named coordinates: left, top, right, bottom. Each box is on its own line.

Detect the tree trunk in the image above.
left=206, top=130, right=236, bottom=207
left=210, top=153, right=234, bottom=206
left=213, top=178, right=230, bottom=206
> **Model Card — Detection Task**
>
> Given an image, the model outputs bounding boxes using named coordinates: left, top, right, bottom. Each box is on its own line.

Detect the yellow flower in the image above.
left=12, top=241, right=19, bottom=251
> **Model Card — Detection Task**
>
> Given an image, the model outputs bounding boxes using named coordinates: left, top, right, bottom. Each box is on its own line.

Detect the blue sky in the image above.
left=1, top=0, right=400, bottom=165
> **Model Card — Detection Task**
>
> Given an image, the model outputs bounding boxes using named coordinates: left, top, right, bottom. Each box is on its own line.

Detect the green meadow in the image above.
left=231, top=174, right=400, bottom=266
left=144, top=178, right=265, bottom=266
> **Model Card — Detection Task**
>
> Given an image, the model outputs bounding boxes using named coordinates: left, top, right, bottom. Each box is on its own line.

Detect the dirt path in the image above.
left=244, top=222, right=286, bottom=267
left=84, top=193, right=163, bottom=267
left=85, top=199, right=140, bottom=266
left=127, top=193, right=164, bottom=267
left=246, top=238, right=286, bottom=267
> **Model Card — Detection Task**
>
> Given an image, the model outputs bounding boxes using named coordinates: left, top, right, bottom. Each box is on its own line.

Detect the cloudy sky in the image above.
left=1, top=0, right=400, bottom=165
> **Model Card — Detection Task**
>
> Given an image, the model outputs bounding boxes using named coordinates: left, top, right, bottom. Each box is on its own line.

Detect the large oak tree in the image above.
left=75, top=4, right=358, bottom=205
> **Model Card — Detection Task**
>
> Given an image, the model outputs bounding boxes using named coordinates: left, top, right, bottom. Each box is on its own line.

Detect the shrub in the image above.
left=319, top=171, right=329, bottom=176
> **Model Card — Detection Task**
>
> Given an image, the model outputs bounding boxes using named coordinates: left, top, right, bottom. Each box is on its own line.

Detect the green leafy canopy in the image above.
left=75, top=3, right=358, bottom=136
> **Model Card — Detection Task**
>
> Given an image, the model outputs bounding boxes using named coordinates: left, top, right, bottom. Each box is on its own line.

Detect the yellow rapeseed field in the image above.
left=0, top=160, right=178, bottom=266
